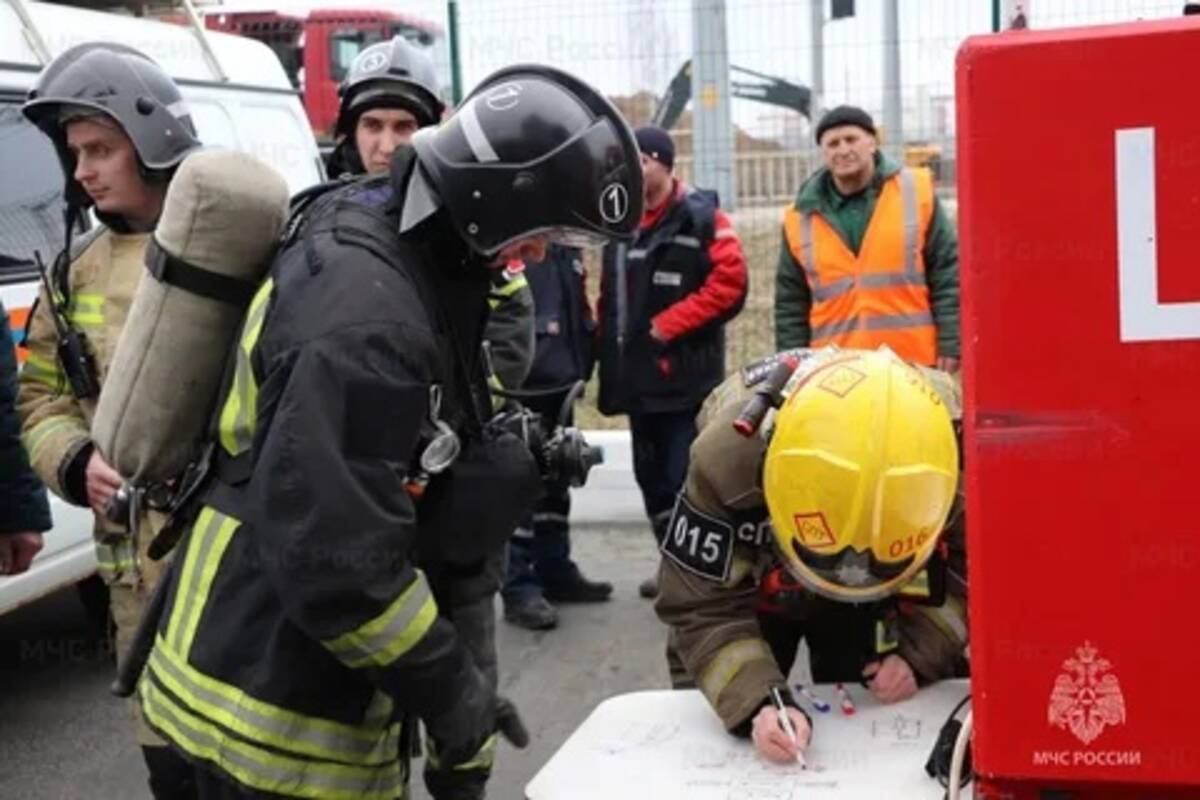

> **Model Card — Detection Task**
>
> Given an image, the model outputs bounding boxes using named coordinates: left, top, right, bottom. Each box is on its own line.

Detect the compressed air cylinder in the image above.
left=92, top=149, right=289, bottom=484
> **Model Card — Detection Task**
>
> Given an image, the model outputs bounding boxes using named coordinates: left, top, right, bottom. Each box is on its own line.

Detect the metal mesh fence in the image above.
left=406, top=0, right=1186, bottom=425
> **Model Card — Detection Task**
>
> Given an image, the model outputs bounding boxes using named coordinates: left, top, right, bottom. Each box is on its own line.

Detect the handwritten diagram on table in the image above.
left=526, top=680, right=971, bottom=800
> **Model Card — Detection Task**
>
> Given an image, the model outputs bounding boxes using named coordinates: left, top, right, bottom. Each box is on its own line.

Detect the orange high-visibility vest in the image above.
left=783, top=167, right=937, bottom=365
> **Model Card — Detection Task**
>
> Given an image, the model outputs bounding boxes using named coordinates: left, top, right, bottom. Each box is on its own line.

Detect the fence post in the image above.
left=448, top=0, right=463, bottom=104
left=691, top=0, right=736, bottom=211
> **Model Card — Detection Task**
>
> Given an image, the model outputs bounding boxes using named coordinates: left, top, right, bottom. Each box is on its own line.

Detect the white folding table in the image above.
left=526, top=679, right=972, bottom=799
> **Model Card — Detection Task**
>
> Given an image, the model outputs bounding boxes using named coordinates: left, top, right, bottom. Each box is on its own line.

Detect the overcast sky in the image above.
left=256, top=0, right=1186, bottom=138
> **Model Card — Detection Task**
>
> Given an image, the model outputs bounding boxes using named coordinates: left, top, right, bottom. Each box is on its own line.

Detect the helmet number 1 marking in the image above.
left=485, top=83, right=523, bottom=112
left=600, top=183, right=629, bottom=224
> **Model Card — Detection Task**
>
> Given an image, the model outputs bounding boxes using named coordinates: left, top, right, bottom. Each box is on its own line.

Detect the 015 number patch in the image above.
left=661, top=495, right=734, bottom=582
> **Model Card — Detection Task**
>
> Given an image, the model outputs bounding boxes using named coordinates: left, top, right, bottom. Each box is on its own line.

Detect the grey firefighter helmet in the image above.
left=410, top=64, right=643, bottom=258
left=336, top=36, right=444, bottom=135
left=23, top=42, right=201, bottom=209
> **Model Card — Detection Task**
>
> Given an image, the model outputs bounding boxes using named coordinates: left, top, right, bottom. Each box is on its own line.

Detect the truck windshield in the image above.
left=0, top=103, right=65, bottom=284
left=329, top=30, right=387, bottom=84
left=329, top=25, right=443, bottom=86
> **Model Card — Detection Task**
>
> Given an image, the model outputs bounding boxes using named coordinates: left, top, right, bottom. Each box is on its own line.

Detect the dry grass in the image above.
left=575, top=205, right=786, bottom=430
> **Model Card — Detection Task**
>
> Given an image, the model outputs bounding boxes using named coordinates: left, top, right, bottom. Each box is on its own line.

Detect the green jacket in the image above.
left=773, top=153, right=960, bottom=358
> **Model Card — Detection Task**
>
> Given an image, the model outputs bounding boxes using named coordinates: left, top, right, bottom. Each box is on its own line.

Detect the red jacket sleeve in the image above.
left=651, top=210, right=748, bottom=341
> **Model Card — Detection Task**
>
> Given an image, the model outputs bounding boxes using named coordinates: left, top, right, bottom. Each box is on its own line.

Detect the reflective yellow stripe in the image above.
left=68, top=293, right=105, bottom=327
left=95, top=538, right=137, bottom=576
left=322, top=572, right=438, bottom=669
left=875, top=619, right=900, bottom=654
left=488, top=373, right=505, bottom=412
left=698, top=638, right=775, bottom=706
left=167, top=506, right=239, bottom=654
left=898, top=569, right=931, bottom=599
left=491, top=274, right=528, bottom=298
left=19, top=352, right=62, bottom=387
left=148, top=638, right=398, bottom=766
left=22, top=415, right=87, bottom=465
left=426, top=733, right=498, bottom=772
left=141, top=678, right=403, bottom=800
left=218, top=279, right=273, bottom=456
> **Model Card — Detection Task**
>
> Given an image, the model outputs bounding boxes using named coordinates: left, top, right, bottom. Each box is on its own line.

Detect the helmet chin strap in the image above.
left=54, top=202, right=81, bottom=301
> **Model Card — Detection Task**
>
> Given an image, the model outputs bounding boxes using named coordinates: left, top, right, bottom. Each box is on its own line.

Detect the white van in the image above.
left=0, top=0, right=324, bottom=617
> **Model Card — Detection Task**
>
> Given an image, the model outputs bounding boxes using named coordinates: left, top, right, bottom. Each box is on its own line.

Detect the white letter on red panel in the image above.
left=1115, top=127, right=1200, bottom=342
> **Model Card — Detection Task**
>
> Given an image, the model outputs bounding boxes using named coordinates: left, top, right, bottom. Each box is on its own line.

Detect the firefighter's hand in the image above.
left=425, top=664, right=497, bottom=769
left=863, top=654, right=918, bottom=704
left=0, top=532, right=44, bottom=575
left=86, top=449, right=123, bottom=515
left=750, top=705, right=811, bottom=764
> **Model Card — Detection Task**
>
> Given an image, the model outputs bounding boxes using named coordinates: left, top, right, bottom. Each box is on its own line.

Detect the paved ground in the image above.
left=0, top=524, right=673, bottom=800
left=0, top=431, right=688, bottom=800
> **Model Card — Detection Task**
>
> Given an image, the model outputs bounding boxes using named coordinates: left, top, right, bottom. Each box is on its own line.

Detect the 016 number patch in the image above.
left=661, top=495, right=734, bottom=582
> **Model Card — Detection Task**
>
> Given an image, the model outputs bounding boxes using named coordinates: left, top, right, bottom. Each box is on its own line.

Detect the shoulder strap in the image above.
left=68, top=223, right=107, bottom=263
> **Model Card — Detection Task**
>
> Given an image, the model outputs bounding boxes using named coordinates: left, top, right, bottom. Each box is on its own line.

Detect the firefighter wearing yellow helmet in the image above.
left=654, top=347, right=966, bottom=765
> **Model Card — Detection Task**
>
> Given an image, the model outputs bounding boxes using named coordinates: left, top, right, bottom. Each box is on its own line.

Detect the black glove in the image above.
left=495, top=697, right=529, bottom=749
left=423, top=659, right=497, bottom=768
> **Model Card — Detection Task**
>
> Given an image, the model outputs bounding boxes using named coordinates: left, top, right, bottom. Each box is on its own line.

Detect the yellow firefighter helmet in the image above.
left=763, top=349, right=959, bottom=603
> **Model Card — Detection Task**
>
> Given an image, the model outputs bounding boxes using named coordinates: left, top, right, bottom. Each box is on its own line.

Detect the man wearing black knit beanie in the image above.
left=596, top=125, right=749, bottom=599
left=775, top=105, right=961, bottom=374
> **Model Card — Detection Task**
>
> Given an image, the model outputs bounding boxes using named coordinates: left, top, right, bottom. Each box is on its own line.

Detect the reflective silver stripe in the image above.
left=811, top=317, right=860, bottom=341
left=511, top=526, right=534, bottom=540
left=148, top=642, right=398, bottom=766
left=458, top=102, right=499, bottom=163
left=812, top=311, right=934, bottom=341
left=798, top=212, right=819, bottom=287
left=532, top=513, right=568, bottom=524
left=811, top=276, right=854, bottom=301
left=626, top=248, right=648, bottom=259
left=141, top=679, right=402, bottom=800
left=900, top=168, right=918, bottom=276
left=859, top=272, right=926, bottom=289
left=322, top=572, right=438, bottom=668
left=168, top=506, right=238, bottom=654
left=813, top=273, right=927, bottom=304
left=698, top=638, right=775, bottom=704
left=863, top=310, right=934, bottom=331
left=219, top=282, right=272, bottom=456
left=671, top=235, right=701, bottom=248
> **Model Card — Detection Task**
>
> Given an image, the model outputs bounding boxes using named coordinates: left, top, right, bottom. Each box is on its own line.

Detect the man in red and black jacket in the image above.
left=597, top=125, right=748, bottom=598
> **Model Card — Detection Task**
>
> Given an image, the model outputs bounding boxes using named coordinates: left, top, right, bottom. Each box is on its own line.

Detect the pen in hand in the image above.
left=769, top=686, right=808, bottom=769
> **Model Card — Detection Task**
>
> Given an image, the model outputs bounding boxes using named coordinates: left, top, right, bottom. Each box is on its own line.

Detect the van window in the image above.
left=233, top=100, right=324, bottom=193
left=0, top=102, right=65, bottom=283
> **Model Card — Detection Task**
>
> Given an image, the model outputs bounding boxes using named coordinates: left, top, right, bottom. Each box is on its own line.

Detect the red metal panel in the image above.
left=958, top=17, right=1200, bottom=792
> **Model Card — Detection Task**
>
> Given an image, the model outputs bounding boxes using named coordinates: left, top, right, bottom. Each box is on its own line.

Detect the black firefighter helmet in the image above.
left=23, top=42, right=201, bottom=210
left=411, top=64, right=643, bottom=258
left=336, top=36, right=444, bottom=136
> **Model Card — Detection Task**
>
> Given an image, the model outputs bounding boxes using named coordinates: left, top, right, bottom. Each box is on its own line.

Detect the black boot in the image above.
left=503, top=594, right=559, bottom=630
left=542, top=564, right=613, bottom=604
